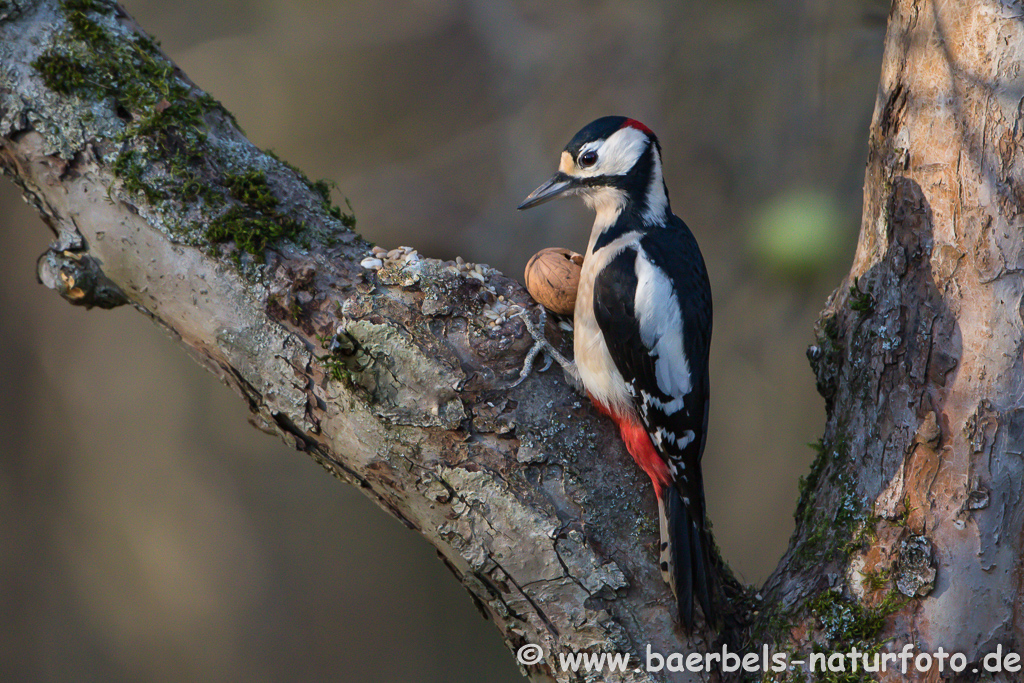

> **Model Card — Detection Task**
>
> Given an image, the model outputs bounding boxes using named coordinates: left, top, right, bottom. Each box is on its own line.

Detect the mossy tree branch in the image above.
left=0, top=2, right=735, bottom=681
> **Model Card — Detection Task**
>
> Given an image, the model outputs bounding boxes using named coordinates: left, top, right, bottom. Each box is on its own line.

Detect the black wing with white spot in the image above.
left=591, top=214, right=714, bottom=627
left=592, top=216, right=712, bottom=486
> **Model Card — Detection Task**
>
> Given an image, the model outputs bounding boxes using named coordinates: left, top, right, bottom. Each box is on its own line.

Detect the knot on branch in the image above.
left=37, top=243, right=128, bottom=309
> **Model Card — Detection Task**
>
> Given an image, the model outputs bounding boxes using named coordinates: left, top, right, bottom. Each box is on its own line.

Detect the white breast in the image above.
left=574, top=198, right=640, bottom=418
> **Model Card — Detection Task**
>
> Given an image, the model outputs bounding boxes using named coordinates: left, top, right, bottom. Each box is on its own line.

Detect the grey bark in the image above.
left=760, top=0, right=1024, bottom=680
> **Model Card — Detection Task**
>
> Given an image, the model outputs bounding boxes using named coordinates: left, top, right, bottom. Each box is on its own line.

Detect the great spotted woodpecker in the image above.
left=518, top=116, right=716, bottom=631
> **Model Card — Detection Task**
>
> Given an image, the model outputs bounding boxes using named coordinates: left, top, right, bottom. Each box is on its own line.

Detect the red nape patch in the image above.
left=588, top=394, right=670, bottom=496
left=622, top=118, right=654, bottom=136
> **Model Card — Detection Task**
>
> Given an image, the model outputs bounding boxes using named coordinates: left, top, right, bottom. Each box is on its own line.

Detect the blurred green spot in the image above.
left=749, top=189, right=846, bottom=278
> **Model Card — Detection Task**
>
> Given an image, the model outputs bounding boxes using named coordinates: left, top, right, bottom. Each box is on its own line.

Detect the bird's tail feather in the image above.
left=659, top=487, right=716, bottom=632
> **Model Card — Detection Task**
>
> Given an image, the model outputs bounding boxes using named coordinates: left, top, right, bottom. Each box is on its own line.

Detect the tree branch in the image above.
left=0, top=1, right=722, bottom=680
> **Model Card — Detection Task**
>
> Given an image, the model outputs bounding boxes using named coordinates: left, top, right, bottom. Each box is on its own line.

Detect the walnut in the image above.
left=523, top=247, right=583, bottom=315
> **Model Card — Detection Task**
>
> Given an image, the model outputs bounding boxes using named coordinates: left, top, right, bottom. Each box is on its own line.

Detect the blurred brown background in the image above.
left=0, top=0, right=887, bottom=680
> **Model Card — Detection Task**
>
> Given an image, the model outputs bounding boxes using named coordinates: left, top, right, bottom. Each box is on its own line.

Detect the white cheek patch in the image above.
left=572, top=126, right=649, bottom=178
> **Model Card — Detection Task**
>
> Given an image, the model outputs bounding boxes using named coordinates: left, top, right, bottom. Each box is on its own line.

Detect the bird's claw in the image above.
left=508, top=306, right=579, bottom=389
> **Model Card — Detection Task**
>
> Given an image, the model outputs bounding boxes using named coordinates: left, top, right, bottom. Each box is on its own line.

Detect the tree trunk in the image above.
left=3, top=0, right=1024, bottom=681
left=758, top=0, right=1024, bottom=680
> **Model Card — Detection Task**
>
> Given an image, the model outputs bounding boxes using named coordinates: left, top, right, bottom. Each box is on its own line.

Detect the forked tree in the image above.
left=2, top=0, right=1021, bottom=681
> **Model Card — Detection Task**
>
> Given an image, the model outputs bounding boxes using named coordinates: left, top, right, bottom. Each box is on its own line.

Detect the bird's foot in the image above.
left=508, top=305, right=581, bottom=389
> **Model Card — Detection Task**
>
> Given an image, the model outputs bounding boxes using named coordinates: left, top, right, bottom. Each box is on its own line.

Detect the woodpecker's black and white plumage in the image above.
left=519, top=116, right=716, bottom=631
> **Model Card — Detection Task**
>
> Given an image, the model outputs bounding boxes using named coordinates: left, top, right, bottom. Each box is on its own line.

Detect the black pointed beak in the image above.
left=517, top=172, right=575, bottom=210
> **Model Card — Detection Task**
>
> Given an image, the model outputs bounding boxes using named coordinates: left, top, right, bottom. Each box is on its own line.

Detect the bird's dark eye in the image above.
left=579, top=150, right=598, bottom=167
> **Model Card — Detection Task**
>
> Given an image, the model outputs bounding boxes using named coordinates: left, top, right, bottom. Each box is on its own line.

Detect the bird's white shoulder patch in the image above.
left=633, top=247, right=692, bottom=412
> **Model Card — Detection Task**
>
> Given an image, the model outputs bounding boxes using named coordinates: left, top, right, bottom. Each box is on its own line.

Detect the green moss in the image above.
left=33, top=0, right=352, bottom=262
left=207, top=208, right=301, bottom=260
left=205, top=170, right=305, bottom=260
left=196, top=92, right=242, bottom=132
left=748, top=588, right=908, bottom=683
left=332, top=195, right=357, bottom=230
left=264, top=149, right=303, bottom=177
left=809, top=590, right=907, bottom=667
left=752, top=590, right=906, bottom=683
left=36, top=0, right=275, bottom=246
left=33, top=52, right=94, bottom=95
left=321, top=357, right=349, bottom=383
left=313, top=179, right=343, bottom=222
left=749, top=588, right=908, bottom=683
left=848, top=277, right=874, bottom=315
left=225, top=170, right=280, bottom=213
left=792, top=435, right=869, bottom=568
left=112, top=149, right=165, bottom=203
left=32, top=0, right=226, bottom=212
left=860, top=566, right=890, bottom=593
left=35, top=3, right=164, bottom=109
left=265, top=150, right=356, bottom=230
left=311, top=179, right=333, bottom=206
left=809, top=590, right=884, bottom=643
left=797, top=495, right=865, bottom=566
left=315, top=334, right=353, bottom=384
left=133, top=97, right=207, bottom=143
left=749, top=598, right=798, bottom=651
left=795, top=439, right=828, bottom=523
left=311, top=179, right=356, bottom=228
left=892, top=499, right=911, bottom=527
left=65, top=9, right=109, bottom=47
left=821, top=314, right=840, bottom=343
